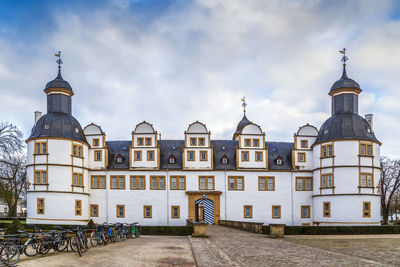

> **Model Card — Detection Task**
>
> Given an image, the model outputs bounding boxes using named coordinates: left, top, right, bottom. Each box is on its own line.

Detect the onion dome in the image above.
left=233, top=114, right=251, bottom=138
left=329, top=65, right=361, bottom=94
left=44, top=68, right=74, bottom=96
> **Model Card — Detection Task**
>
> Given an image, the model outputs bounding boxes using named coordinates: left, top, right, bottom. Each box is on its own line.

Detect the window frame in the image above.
left=116, top=205, right=125, bottom=218
left=92, top=138, right=100, bottom=147
left=90, top=204, right=99, bottom=217
left=147, top=150, right=155, bottom=161
left=94, top=150, right=102, bottom=162
left=298, top=152, right=306, bottom=162
left=244, top=138, right=251, bottom=147
left=190, top=137, right=197, bottom=146
left=137, top=137, right=144, bottom=146
left=110, top=176, right=126, bottom=190
left=321, top=173, right=334, bottom=189
left=258, top=176, right=275, bottom=191
left=359, top=142, right=373, bottom=157
left=75, top=200, right=82, bottom=216
left=35, top=141, right=48, bottom=154
left=37, top=198, right=45, bottom=215
left=321, top=144, right=334, bottom=158
left=134, top=151, right=142, bottom=161
left=228, top=176, right=244, bottom=191
left=360, top=172, right=373, bottom=188
left=253, top=139, right=260, bottom=147
left=198, top=176, right=215, bottom=190
left=171, top=205, right=180, bottom=219
left=300, top=140, right=308, bottom=148
left=187, top=151, right=195, bottom=161
left=241, top=151, right=249, bottom=161
left=150, top=176, right=166, bottom=190
left=34, top=170, right=48, bottom=185
left=91, top=175, right=106, bottom=189
left=296, top=177, right=313, bottom=191
left=243, top=205, right=253, bottom=219
left=170, top=176, right=186, bottom=190
left=198, top=137, right=205, bottom=146
left=272, top=205, right=281, bottom=219
left=130, top=175, right=146, bottom=190
left=72, top=172, right=84, bottom=187
left=301, top=205, right=310, bottom=218
left=143, top=205, right=152, bottom=218
left=145, top=137, right=152, bottom=146
left=323, top=201, right=331, bottom=217
left=363, top=201, right=371, bottom=218
left=200, top=150, right=208, bottom=161
left=255, top=151, right=263, bottom=162
left=72, top=143, right=83, bottom=157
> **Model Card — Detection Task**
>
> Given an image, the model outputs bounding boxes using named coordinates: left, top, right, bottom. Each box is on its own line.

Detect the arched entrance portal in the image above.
left=195, top=198, right=214, bottom=224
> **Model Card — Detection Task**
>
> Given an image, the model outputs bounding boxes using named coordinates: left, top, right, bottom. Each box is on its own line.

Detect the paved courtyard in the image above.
left=18, top=226, right=400, bottom=266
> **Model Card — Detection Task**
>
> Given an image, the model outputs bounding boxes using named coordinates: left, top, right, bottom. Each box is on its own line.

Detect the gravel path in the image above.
left=190, top=225, right=389, bottom=267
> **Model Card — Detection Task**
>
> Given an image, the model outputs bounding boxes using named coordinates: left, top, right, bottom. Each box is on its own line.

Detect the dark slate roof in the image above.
left=234, top=114, right=251, bottom=136
left=212, top=140, right=238, bottom=170
left=266, top=142, right=293, bottom=170
left=105, top=139, right=293, bottom=171
left=315, top=113, right=379, bottom=144
left=330, top=66, right=361, bottom=92
left=28, top=112, right=87, bottom=143
left=159, top=140, right=184, bottom=169
left=45, top=69, right=73, bottom=92
left=106, top=141, right=131, bottom=169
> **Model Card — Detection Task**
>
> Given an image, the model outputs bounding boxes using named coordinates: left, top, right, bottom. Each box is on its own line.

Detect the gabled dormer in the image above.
left=292, top=124, right=318, bottom=170
left=84, top=123, right=107, bottom=170
left=183, top=121, right=213, bottom=169
left=130, top=121, right=159, bottom=169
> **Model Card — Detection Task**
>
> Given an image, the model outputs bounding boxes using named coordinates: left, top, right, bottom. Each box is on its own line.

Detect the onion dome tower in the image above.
left=312, top=49, right=381, bottom=226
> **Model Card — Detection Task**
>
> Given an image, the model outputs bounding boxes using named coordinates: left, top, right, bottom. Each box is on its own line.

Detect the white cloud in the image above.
left=0, top=0, right=400, bottom=157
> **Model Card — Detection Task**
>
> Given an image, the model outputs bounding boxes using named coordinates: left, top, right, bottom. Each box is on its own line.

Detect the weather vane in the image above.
left=241, top=97, right=247, bottom=113
left=55, top=51, right=63, bottom=68
left=339, top=48, right=347, bottom=65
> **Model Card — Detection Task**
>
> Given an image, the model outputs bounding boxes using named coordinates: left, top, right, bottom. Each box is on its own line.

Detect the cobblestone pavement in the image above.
left=18, top=236, right=196, bottom=267
left=190, top=225, right=395, bottom=267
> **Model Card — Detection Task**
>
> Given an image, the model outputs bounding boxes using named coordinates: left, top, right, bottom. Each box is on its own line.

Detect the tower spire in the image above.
left=54, top=51, right=63, bottom=77
left=339, top=48, right=348, bottom=78
left=241, top=96, right=247, bottom=114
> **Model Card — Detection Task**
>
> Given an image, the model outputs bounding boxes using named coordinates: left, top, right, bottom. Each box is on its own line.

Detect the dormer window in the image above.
left=75, top=128, right=79, bottom=133
left=116, top=154, right=123, bottom=163
left=221, top=155, right=228, bottom=164
left=44, top=124, right=49, bottom=130
left=275, top=156, right=283, bottom=165
left=169, top=155, right=176, bottom=164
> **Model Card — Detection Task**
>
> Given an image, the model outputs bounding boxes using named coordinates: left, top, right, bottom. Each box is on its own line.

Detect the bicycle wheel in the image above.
left=70, top=237, right=78, bottom=252
left=24, top=240, right=40, bottom=257
left=79, top=237, right=87, bottom=253
left=1, top=242, right=20, bottom=266
left=90, top=232, right=98, bottom=247
left=55, top=239, right=69, bottom=252
left=38, top=241, right=52, bottom=255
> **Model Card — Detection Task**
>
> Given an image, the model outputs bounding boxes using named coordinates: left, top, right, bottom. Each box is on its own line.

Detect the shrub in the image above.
left=87, top=219, right=96, bottom=229
left=141, top=226, right=193, bottom=235
left=6, top=219, right=24, bottom=234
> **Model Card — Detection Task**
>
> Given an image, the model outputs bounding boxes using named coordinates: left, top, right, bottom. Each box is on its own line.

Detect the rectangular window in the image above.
left=90, top=204, right=99, bottom=217
left=321, top=144, right=333, bottom=158
left=241, top=151, right=249, bottom=161
left=110, top=176, right=125, bottom=189
left=144, top=205, right=152, bottom=218
left=171, top=206, right=180, bottom=219
left=75, top=200, right=82, bottom=216
left=301, top=205, right=310, bottom=218
left=228, top=176, right=244, bottom=190
left=199, top=176, right=214, bottom=190
left=116, top=205, right=125, bottom=218
left=360, top=173, right=373, bottom=187
left=72, top=173, right=83, bottom=187
left=187, top=151, right=195, bottom=161
left=255, top=151, right=263, bottom=162
left=363, top=201, right=371, bottom=217
left=244, top=205, right=252, bottom=219
left=258, top=176, right=275, bottom=191
left=190, top=137, right=197, bottom=146
left=296, top=177, right=313, bottom=191
left=35, top=171, right=47, bottom=184
left=244, top=138, right=251, bottom=147
left=37, top=198, right=45, bottom=214
left=298, top=152, right=306, bottom=162
left=198, top=138, right=205, bottom=146
left=94, top=150, right=102, bottom=161
left=272, top=205, right=281, bottom=219
left=360, top=143, right=373, bottom=156
left=150, top=176, right=166, bottom=190
left=134, top=151, right=142, bottom=161
left=145, top=137, right=152, bottom=146
left=131, top=176, right=145, bottom=190
left=91, top=176, right=106, bottom=189
left=147, top=150, right=155, bottom=161
left=300, top=140, right=308, bottom=148
left=93, top=138, right=99, bottom=147
left=323, top=202, right=331, bottom=217
left=72, top=144, right=83, bottom=157
left=170, top=176, right=186, bottom=190
left=35, top=141, right=47, bottom=154
left=200, top=151, right=207, bottom=161
left=253, top=139, right=260, bottom=147
left=321, top=174, right=334, bottom=189
left=137, top=137, right=144, bottom=146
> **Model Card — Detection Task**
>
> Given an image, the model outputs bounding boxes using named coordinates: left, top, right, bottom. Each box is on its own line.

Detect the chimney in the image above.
left=34, top=111, right=42, bottom=125
left=365, top=114, right=373, bottom=132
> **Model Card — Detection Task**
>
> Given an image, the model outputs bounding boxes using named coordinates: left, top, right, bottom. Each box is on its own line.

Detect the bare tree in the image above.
left=0, top=154, right=27, bottom=216
left=380, top=157, right=400, bottom=224
left=0, top=122, right=23, bottom=155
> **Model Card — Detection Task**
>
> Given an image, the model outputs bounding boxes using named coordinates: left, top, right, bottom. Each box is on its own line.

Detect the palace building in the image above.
left=26, top=53, right=381, bottom=226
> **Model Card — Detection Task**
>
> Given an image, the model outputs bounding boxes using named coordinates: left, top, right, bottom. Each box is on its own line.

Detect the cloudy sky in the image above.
left=1, top=0, right=400, bottom=157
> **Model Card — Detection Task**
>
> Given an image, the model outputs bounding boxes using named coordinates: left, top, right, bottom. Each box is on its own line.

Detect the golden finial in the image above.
left=241, top=97, right=247, bottom=113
